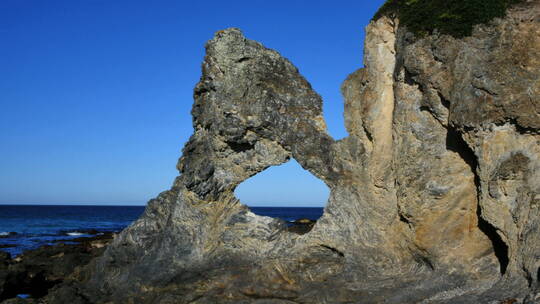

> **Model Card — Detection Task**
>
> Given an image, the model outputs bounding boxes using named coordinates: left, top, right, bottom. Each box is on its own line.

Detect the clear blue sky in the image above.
left=0, top=0, right=385, bottom=206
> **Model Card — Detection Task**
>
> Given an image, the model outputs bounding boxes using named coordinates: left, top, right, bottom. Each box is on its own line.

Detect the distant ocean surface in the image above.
left=0, top=205, right=323, bottom=256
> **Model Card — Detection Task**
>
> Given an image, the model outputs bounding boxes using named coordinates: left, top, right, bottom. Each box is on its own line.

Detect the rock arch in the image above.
left=78, top=4, right=540, bottom=301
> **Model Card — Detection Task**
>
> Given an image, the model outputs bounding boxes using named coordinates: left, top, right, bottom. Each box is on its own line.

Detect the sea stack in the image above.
left=38, top=1, right=540, bottom=303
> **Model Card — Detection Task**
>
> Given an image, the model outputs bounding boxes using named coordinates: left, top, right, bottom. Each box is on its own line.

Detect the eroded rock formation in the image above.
left=44, top=2, right=539, bottom=303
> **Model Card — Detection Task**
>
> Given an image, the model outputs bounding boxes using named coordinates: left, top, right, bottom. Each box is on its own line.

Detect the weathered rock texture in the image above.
left=50, top=2, right=539, bottom=303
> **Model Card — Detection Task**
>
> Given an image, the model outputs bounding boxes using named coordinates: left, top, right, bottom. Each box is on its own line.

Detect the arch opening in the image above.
left=234, top=158, right=330, bottom=234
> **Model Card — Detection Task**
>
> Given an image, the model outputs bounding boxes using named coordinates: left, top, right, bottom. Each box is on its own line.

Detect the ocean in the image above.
left=0, top=205, right=323, bottom=256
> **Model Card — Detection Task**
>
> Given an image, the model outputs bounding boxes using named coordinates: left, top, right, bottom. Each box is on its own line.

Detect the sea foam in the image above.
left=66, top=232, right=84, bottom=236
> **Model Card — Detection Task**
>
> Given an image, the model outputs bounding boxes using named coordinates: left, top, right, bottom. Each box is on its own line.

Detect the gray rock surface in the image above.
left=46, top=2, right=540, bottom=303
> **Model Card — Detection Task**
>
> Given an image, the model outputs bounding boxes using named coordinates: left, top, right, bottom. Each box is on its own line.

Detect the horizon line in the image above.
left=0, top=202, right=325, bottom=208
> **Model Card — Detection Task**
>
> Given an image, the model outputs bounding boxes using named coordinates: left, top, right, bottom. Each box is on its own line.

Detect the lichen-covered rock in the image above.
left=51, top=2, right=539, bottom=303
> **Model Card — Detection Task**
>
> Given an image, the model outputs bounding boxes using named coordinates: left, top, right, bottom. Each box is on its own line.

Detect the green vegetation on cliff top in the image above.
left=374, top=0, right=524, bottom=37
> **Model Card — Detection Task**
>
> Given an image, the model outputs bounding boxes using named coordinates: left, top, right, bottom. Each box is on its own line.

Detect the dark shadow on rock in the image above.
left=0, top=233, right=114, bottom=303
left=287, top=218, right=316, bottom=234
left=446, top=127, right=509, bottom=275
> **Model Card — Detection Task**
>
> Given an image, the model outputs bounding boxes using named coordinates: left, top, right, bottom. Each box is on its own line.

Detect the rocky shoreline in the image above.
left=0, top=219, right=319, bottom=304
left=0, top=232, right=114, bottom=304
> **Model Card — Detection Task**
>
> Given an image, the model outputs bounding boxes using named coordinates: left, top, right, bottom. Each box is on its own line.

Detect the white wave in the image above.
left=66, top=232, right=84, bottom=236
left=0, top=232, right=9, bottom=236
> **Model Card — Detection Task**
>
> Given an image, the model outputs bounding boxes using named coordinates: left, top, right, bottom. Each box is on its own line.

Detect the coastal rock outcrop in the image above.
left=50, top=1, right=539, bottom=303
left=0, top=233, right=113, bottom=303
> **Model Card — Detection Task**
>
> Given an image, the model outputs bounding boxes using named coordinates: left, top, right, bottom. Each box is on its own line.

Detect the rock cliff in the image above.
left=47, top=1, right=540, bottom=303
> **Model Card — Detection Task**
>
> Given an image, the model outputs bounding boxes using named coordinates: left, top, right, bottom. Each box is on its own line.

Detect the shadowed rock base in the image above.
left=0, top=233, right=114, bottom=304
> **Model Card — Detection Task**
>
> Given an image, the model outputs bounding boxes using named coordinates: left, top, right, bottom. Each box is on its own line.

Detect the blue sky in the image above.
left=0, top=0, right=385, bottom=206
